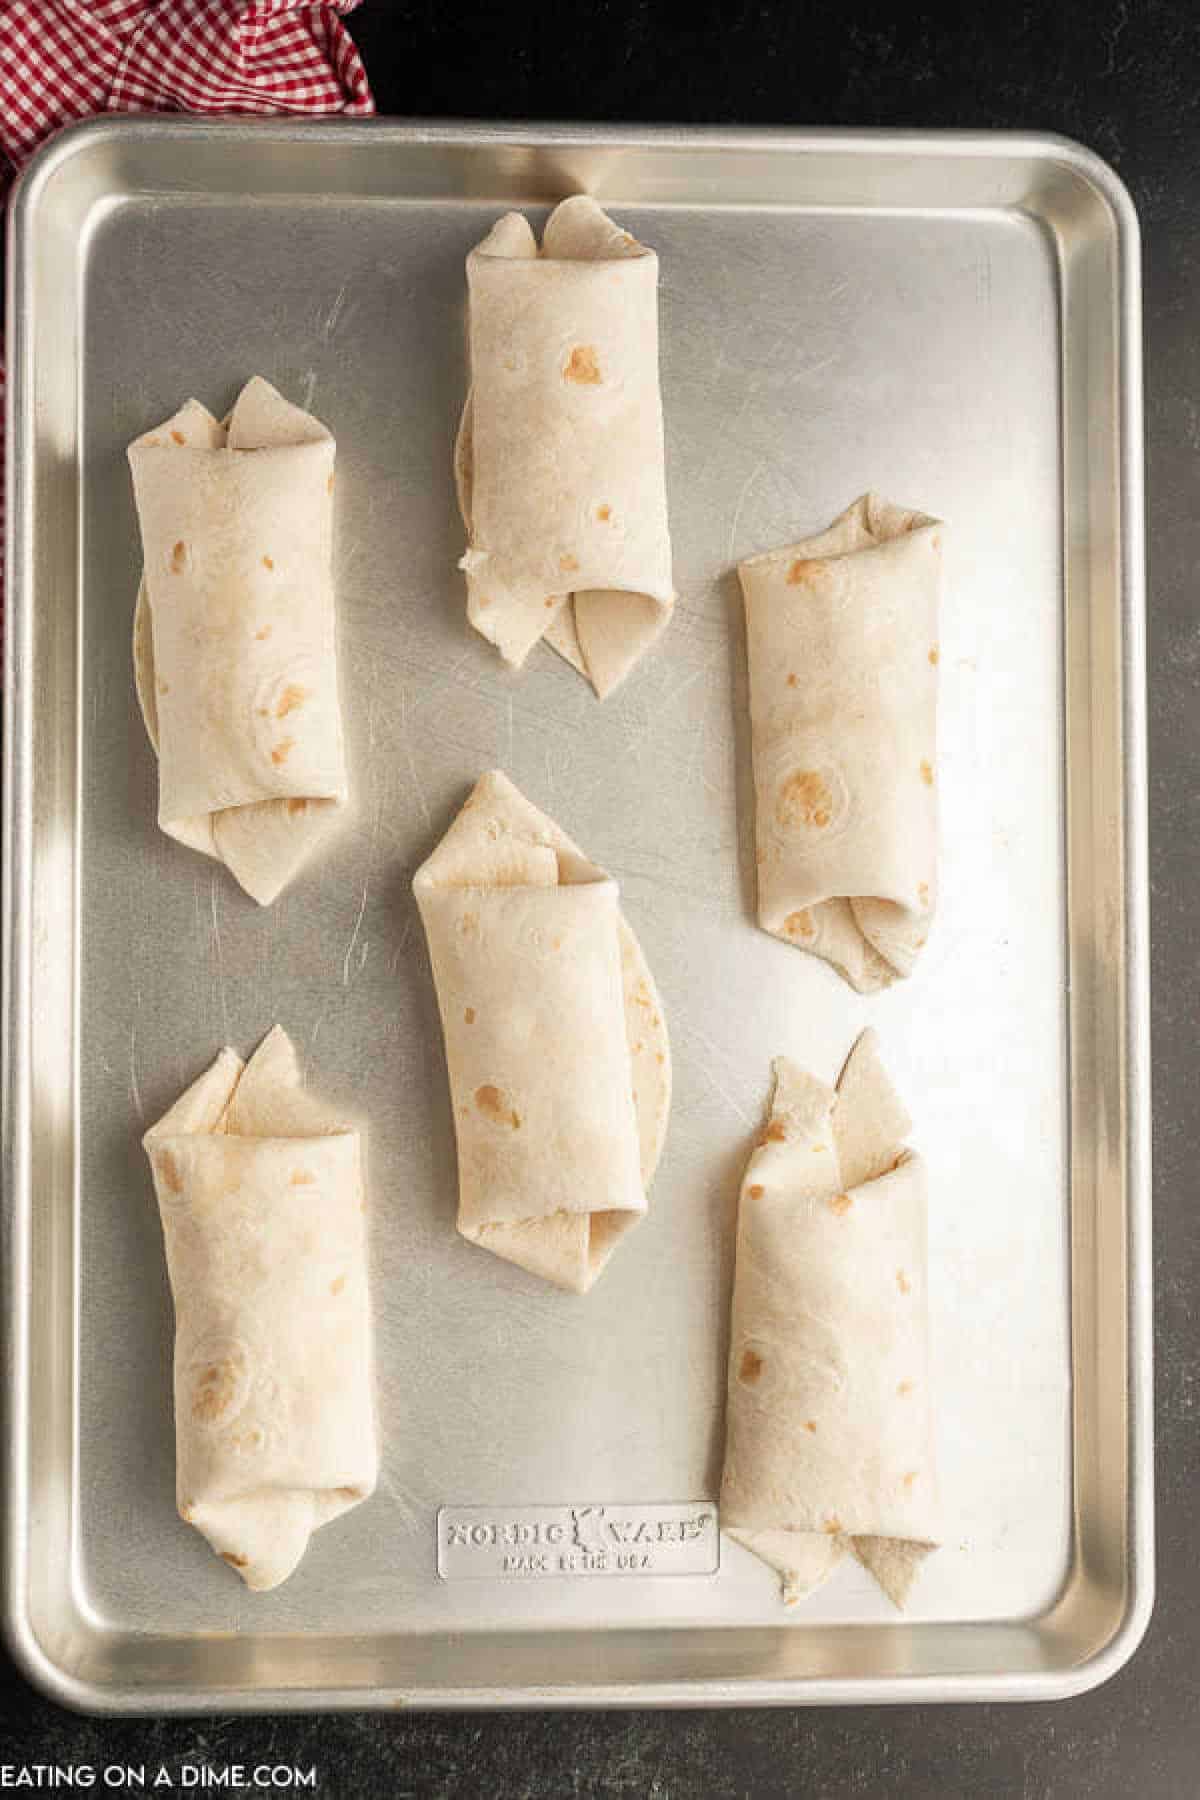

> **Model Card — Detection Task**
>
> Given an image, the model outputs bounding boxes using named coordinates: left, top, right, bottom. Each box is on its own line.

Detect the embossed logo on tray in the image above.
left=437, top=1502, right=719, bottom=1580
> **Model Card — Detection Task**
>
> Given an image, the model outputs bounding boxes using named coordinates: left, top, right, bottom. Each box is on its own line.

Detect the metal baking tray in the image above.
left=3, top=119, right=1151, bottom=1710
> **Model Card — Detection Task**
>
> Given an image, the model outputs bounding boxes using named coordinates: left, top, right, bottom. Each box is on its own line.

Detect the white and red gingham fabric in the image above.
left=0, top=0, right=374, bottom=632
left=0, top=0, right=373, bottom=164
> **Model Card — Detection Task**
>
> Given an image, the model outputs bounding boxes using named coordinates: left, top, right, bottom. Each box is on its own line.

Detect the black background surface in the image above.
left=3, top=2, right=1197, bottom=1794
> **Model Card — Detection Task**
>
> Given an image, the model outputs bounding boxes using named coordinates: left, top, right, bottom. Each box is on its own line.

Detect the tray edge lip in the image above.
left=6, top=112, right=1145, bottom=214
left=2, top=113, right=42, bottom=1728
left=1108, top=65, right=1155, bottom=1699
left=0, top=1649, right=1161, bottom=1717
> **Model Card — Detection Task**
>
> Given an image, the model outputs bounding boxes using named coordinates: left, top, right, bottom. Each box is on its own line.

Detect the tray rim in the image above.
left=2, top=115, right=1152, bottom=1713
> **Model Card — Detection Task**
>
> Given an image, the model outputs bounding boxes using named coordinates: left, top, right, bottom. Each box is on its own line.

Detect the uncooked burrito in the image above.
left=739, top=494, right=943, bottom=991
left=128, top=377, right=348, bottom=905
left=720, top=1030, right=940, bottom=1608
left=144, top=1026, right=376, bottom=1590
left=456, top=196, right=675, bottom=698
left=413, top=770, right=671, bottom=1293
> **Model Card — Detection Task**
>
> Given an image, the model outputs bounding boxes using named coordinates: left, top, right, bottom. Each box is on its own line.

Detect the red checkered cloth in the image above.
left=0, top=0, right=374, bottom=633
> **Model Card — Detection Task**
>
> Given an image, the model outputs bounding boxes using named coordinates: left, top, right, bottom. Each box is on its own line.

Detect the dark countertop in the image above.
left=3, top=3, right=1196, bottom=1794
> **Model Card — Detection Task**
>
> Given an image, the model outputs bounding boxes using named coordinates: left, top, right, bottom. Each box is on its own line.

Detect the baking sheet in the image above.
left=3, top=121, right=1151, bottom=1708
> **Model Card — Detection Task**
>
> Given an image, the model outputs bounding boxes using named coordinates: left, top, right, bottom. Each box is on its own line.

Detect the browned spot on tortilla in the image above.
left=290, top=1169, right=315, bottom=1186
left=171, top=430, right=186, bottom=445
left=156, top=1149, right=183, bottom=1194
left=270, top=737, right=295, bottom=766
left=191, top=1362, right=238, bottom=1424
left=931, top=533, right=941, bottom=552
left=145, top=436, right=163, bottom=447
left=920, top=759, right=934, bottom=787
left=170, top=541, right=187, bottom=573
left=286, top=797, right=306, bottom=815
left=898, top=1380, right=915, bottom=1396
left=784, top=908, right=816, bottom=941
left=330, top=1275, right=346, bottom=1296
left=544, top=596, right=557, bottom=607
left=928, top=644, right=940, bottom=665
left=457, top=912, right=479, bottom=937
left=758, top=1118, right=788, bottom=1147
left=597, top=504, right=612, bottom=521
left=903, top=1471, right=918, bottom=1490
left=327, top=473, right=335, bottom=493
left=179, top=1502, right=195, bottom=1522
left=823, top=1516, right=843, bottom=1535
left=786, top=558, right=821, bottom=585
left=157, top=679, right=170, bottom=696
left=918, top=881, right=930, bottom=906
left=563, top=344, right=602, bottom=384
left=896, top=1269, right=912, bottom=1295
left=828, top=1192, right=853, bottom=1216
left=804, top=1420, right=818, bottom=1433
left=221, top=1551, right=248, bottom=1568
left=633, top=980, right=652, bottom=1009
left=776, top=770, right=833, bottom=832
left=475, top=1083, right=521, bottom=1129
left=655, top=1050, right=665, bottom=1065
left=786, top=671, right=799, bottom=687
left=256, top=624, right=272, bottom=640
left=275, top=683, right=308, bottom=720
left=738, top=1349, right=764, bottom=1385
left=477, top=594, right=492, bottom=609
left=748, top=1184, right=764, bottom=1200
left=559, top=554, right=579, bottom=575
left=262, top=555, right=274, bottom=571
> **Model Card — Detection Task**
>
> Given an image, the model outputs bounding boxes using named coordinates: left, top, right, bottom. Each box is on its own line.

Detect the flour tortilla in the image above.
left=413, top=770, right=671, bottom=1293
left=129, top=377, right=347, bottom=905
left=144, top=1026, right=376, bottom=1591
left=456, top=196, right=675, bottom=699
left=720, top=1030, right=939, bottom=1608
left=739, top=494, right=942, bottom=991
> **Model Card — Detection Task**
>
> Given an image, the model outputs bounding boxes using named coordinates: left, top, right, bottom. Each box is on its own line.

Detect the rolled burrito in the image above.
left=739, top=494, right=943, bottom=992
left=144, top=1026, right=376, bottom=1590
left=129, top=376, right=348, bottom=906
left=720, top=1030, right=939, bottom=1608
left=455, top=196, right=675, bottom=699
left=413, top=769, right=671, bottom=1293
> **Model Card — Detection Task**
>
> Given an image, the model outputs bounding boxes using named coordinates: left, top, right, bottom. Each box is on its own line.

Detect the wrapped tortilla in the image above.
left=144, top=1026, right=376, bottom=1590
left=739, top=494, right=943, bottom=992
left=413, top=770, right=671, bottom=1293
left=129, top=377, right=347, bottom=906
left=455, top=196, right=675, bottom=698
left=720, top=1030, right=939, bottom=1608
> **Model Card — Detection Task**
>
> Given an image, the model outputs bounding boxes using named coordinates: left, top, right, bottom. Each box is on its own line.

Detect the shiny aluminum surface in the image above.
left=2, top=120, right=1150, bottom=1710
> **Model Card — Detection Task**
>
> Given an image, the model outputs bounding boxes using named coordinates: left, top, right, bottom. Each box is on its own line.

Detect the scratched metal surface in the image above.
left=3, top=122, right=1150, bottom=1708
